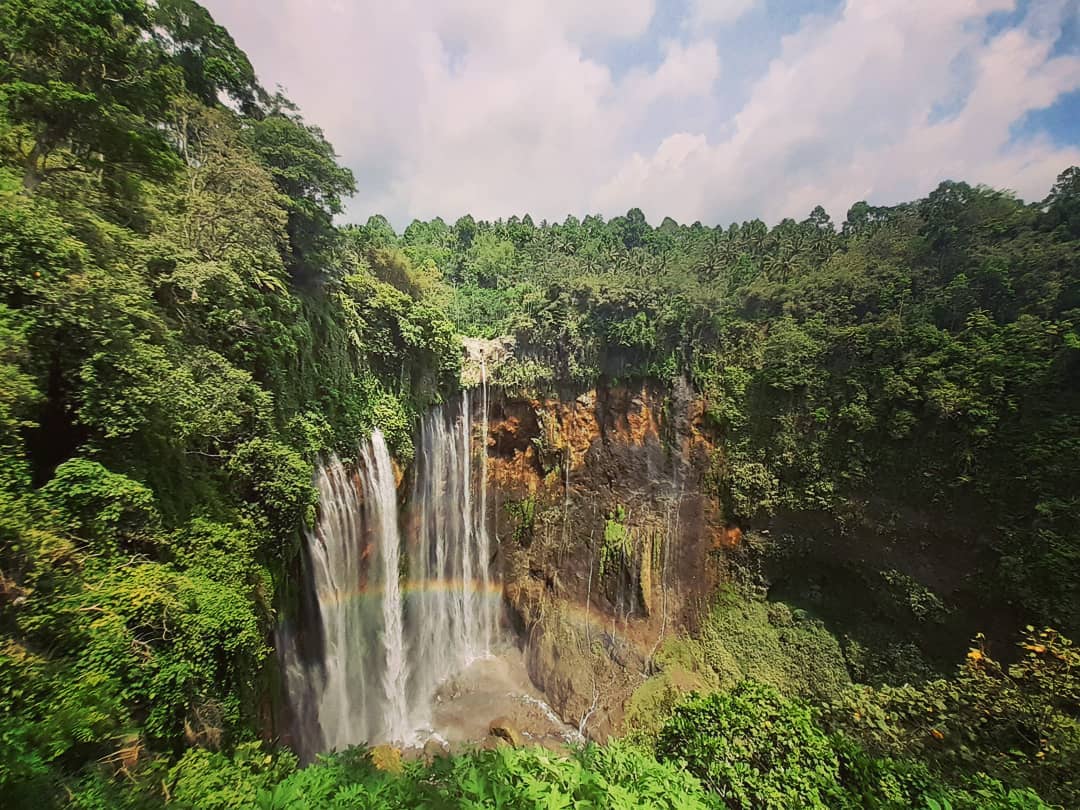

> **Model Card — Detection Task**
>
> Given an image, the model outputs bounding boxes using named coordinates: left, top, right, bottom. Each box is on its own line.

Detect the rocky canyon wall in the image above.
left=484, top=380, right=736, bottom=738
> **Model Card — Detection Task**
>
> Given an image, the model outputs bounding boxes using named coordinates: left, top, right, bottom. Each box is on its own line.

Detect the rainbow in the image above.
left=314, top=578, right=505, bottom=604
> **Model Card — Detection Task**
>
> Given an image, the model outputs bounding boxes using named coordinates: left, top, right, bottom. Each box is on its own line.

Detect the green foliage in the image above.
left=155, top=102, right=290, bottom=296
left=169, top=742, right=297, bottom=810
left=600, top=505, right=632, bottom=577
left=151, top=0, right=263, bottom=113
left=490, top=355, right=556, bottom=391
left=450, top=284, right=524, bottom=339
left=246, top=104, right=356, bottom=279
left=226, top=438, right=316, bottom=553
left=39, top=458, right=161, bottom=552
left=626, top=589, right=851, bottom=756
left=760, top=317, right=823, bottom=391
left=0, top=638, right=124, bottom=804
left=830, top=735, right=1052, bottom=810
left=0, top=3, right=455, bottom=803
left=0, top=0, right=182, bottom=188
left=73, top=561, right=268, bottom=746
left=698, top=589, right=851, bottom=700
left=246, top=743, right=708, bottom=810
left=505, top=496, right=536, bottom=545
left=654, top=681, right=1055, bottom=810
left=170, top=521, right=270, bottom=615
left=0, top=305, right=39, bottom=488
left=878, top=569, right=949, bottom=624
left=626, top=635, right=719, bottom=746
left=827, top=627, right=1080, bottom=807
left=0, top=192, right=86, bottom=306
left=657, top=682, right=846, bottom=809
left=99, top=727, right=1056, bottom=810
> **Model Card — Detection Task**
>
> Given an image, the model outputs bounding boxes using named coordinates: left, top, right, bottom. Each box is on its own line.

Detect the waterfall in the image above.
left=364, top=432, right=410, bottom=742
left=407, top=390, right=500, bottom=708
left=281, top=391, right=498, bottom=757
left=478, top=358, right=493, bottom=653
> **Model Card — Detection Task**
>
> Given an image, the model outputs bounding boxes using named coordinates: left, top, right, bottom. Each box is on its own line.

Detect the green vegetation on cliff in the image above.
left=0, top=1, right=456, bottom=804
left=1, top=1, right=1078, bottom=808
left=375, top=175, right=1080, bottom=636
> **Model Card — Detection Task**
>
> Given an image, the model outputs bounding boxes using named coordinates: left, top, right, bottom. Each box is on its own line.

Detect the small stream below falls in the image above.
left=281, top=381, right=565, bottom=757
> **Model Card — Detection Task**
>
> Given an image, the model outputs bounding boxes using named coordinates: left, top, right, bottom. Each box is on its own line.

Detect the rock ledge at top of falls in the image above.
left=460, top=335, right=515, bottom=388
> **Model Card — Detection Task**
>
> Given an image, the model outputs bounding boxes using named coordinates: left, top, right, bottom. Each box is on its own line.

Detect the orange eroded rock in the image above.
left=554, top=396, right=601, bottom=471
left=624, top=387, right=659, bottom=446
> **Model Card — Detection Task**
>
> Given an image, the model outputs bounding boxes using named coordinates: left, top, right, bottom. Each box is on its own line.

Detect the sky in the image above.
left=203, top=0, right=1080, bottom=229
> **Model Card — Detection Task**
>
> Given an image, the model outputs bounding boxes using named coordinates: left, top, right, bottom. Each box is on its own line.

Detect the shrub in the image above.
left=657, top=682, right=845, bottom=809
left=831, top=735, right=1052, bottom=810
left=827, top=628, right=1078, bottom=807
left=169, top=742, right=297, bottom=810
left=253, top=743, right=709, bottom=809
left=39, top=459, right=162, bottom=554
left=625, top=636, right=720, bottom=745
left=226, top=438, right=316, bottom=556
left=698, top=589, right=851, bottom=700
left=505, top=496, right=536, bottom=545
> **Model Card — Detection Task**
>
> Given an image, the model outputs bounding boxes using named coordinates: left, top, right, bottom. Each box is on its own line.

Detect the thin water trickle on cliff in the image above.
left=281, top=391, right=501, bottom=757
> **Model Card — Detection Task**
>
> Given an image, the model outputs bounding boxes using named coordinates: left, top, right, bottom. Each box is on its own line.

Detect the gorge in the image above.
left=281, top=351, right=1072, bottom=771
left=280, top=360, right=819, bottom=753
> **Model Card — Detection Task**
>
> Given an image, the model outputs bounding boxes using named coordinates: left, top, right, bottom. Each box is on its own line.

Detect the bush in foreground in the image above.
left=656, top=681, right=1053, bottom=810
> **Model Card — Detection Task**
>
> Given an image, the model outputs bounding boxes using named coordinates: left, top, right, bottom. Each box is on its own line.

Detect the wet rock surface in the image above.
left=488, top=716, right=523, bottom=747
left=486, top=381, right=728, bottom=739
left=422, top=646, right=581, bottom=753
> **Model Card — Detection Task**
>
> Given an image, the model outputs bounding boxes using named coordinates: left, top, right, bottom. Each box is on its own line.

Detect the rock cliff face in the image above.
left=484, top=380, right=732, bottom=738
left=476, top=381, right=1019, bottom=740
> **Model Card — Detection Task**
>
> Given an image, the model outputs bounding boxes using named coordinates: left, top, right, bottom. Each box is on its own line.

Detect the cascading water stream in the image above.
left=280, top=435, right=405, bottom=754
left=407, top=390, right=501, bottom=706
left=479, top=358, right=492, bottom=654
left=281, top=391, right=499, bottom=758
left=364, top=432, right=410, bottom=742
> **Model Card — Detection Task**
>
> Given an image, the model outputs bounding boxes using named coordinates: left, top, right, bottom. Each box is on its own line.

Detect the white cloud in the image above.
left=621, top=39, right=722, bottom=106
left=204, top=0, right=664, bottom=224
left=595, top=0, right=1080, bottom=223
left=202, top=0, right=1080, bottom=228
